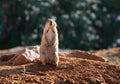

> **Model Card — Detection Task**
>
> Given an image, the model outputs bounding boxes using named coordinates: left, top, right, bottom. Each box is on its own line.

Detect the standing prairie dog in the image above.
left=39, top=18, right=59, bottom=66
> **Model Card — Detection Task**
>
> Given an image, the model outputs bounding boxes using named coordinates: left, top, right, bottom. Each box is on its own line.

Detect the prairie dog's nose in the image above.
left=47, top=19, right=52, bottom=26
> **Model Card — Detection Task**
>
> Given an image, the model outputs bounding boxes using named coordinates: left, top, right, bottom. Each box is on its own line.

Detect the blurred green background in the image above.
left=0, top=0, right=120, bottom=50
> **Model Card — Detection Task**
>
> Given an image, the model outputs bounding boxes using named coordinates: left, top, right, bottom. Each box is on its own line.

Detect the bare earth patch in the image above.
left=0, top=47, right=120, bottom=84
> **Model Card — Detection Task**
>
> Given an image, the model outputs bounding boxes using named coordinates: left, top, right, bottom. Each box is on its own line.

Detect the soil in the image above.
left=93, top=48, right=120, bottom=66
left=0, top=47, right=120, bottom=84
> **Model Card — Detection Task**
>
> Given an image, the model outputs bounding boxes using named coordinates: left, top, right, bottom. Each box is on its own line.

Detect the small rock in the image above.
left=87, top=77, right=102, bottom=84
left=64, top=78, right=75, bottom=84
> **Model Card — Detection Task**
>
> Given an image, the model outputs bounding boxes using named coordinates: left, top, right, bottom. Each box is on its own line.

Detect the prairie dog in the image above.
left=39, top=18, right=59, bottom=66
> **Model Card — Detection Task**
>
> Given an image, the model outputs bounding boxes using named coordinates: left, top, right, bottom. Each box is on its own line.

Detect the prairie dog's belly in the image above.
left=46, top=29, right=54, bottom=42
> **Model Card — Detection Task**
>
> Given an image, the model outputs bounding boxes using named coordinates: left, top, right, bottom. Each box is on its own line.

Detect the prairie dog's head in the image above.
left=45, top=18, right=57, bottom=29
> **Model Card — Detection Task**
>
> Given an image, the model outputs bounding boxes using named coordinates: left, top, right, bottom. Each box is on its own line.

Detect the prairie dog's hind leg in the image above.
left=40, top=52, right=46, bottom=65
left=52, top=52, right=59, bottom=67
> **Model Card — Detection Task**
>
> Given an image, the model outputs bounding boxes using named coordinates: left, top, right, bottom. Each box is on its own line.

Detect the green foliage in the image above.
left=0, top=0, right=120, bottom=50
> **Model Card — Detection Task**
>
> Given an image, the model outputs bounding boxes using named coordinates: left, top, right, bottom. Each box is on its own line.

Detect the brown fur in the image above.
left=39, top=19, right=59, bottom=66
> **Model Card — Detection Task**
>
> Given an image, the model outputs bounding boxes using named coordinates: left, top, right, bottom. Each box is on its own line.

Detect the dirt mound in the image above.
left=93, top=48, right=120, bottom=66
left=67, top=50, right=108, bottom=62
left=0, top=49, right=120, bottom=84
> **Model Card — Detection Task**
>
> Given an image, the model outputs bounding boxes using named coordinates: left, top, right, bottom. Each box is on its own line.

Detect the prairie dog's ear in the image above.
left=47, top=18, right=51, bottom=22
left=48, top=18, right=51, bottom=20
